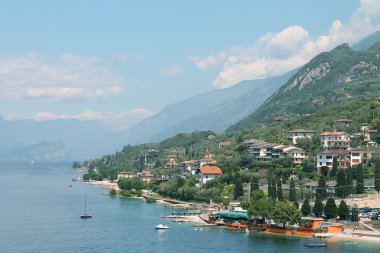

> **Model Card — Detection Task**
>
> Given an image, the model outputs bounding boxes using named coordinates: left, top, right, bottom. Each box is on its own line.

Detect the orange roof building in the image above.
left=198, top=166, right=222, bottom=187
left=218, top=141, right=232, bottom=148
left=320, top=131, right=350, bottom=150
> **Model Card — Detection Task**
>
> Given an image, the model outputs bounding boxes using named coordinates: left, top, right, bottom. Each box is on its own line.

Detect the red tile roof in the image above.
left=218, top=141, right=232, bottom=146
left=320, top=131, right=345, bottom=136
left=200, top=166, right=222, bottom=175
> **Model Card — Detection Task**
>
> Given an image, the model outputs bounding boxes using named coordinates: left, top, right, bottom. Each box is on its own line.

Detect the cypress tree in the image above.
left=337, top=200, right=350, bottom=220
left=324, top=197, right=337, bottom=219
left=289, top=178, right=297, bottom=202
left=250, top=176, right=259, bottom=192
left=330, top=156, right=338, bottom=179
left=346, top=166, right=354, bottom=196
left=336, top=169, right=347, bottom=198
left=356, top=164, right=364, bottom=194
left=276, top=178, right=283, bottom=201
left=316, top=176, right=328, bottom=200
left=301, top=198, right=311, bottom=216
left=268, top=177, right=277, bottom=200
left=321, top=166, right=329, bottom=177
left=313, top=198, right=324, bottom=217
left=234, top=178, right=243, bottom=200
left=375, top=158, right=380, bottom=193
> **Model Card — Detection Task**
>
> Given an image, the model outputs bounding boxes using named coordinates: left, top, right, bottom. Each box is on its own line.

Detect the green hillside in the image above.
left=228, top=43, right=380, bottom=132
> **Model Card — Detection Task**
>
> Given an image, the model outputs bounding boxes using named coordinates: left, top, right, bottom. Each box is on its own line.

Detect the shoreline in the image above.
left=84, top=180, right=380, bottom=245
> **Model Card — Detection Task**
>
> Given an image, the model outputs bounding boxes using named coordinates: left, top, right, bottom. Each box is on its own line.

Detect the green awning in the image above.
left=214, top=211, right=248, bottom=220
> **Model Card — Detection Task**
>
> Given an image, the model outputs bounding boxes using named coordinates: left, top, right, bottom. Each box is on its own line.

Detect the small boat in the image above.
left=155, top=224, right=170, bottom=230
left=304, top=243, right=327, bottom=248
left=80, top=194, right=92, bottom=219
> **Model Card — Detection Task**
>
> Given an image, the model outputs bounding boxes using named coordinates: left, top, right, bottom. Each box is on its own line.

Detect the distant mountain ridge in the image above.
left=108, top=69, right=297, bottom=146
left=228, top=40, right=380, bottom=131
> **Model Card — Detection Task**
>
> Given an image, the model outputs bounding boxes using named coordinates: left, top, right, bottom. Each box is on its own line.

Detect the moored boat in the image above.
left=155, top=224, right=170, bottom=229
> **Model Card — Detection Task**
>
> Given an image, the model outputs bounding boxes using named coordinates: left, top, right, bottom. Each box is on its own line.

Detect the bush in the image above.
left=146, top=197, right=156, bottom=203
left=109, top=189, right=117, bottom=196
left=120, top=190, right=132, bottom=197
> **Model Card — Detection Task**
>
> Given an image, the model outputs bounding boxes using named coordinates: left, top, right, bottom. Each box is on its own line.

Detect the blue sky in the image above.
left=0, top=0, right=379, bottom=130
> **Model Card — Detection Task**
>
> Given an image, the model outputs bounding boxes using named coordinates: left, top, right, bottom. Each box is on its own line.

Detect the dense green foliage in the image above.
left=336, top=169, right=347, bottom=198
left=272, top=201, right=300, bottom=228
left=289, top=178, right=296, bottom=202
left=316, top=176, right=327, bottom=200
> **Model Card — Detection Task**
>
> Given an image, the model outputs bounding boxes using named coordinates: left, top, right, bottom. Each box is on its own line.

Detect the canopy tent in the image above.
left=214, top=211, right=248, bottom=220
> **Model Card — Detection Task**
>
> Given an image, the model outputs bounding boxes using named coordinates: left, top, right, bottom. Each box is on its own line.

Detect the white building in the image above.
left=287, top=129, right=314, bottom=144
left=320, top=131, right=350, bottom=150
left=316, top=150, right=351, bottom=174
left=198, top=166, right=222, bottom=187
left=350, top=147, right=380, bottom=166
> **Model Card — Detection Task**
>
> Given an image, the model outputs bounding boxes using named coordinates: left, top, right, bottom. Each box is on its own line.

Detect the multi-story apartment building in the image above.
left=320, top=131, right=350, bottom=150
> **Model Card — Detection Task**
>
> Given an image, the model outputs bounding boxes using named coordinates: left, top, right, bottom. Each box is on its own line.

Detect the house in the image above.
left=350, top=147, right=380, bottom=166
left=287, top=129, right=314, bottom=144
left=117, top=171, right=136, bottom=181
left=273, top=116, right=286, bottom=124
left=334, top=119, right=352, bottom=127
left=192, top=158, right=217, bottom=175
left=373, top=96, right=380, bottom=102
left=218, top=141, right=232, bottom=148
left=316, top=150, right=351, bottom=173
left=281, top=146, right=307, bottom=165
left=180, top=160, right=196, bottom=173
left=139, top=172, right=154, bottom=184
left=303, top=180, right=337, bottom=194
left=320, top=131, right=350, bottom=150
left=245, top=139, right=307, bottom=165
left=198, top=166, right=222, bottom=187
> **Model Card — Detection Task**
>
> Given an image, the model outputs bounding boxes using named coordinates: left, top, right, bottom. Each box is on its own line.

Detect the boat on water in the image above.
left=304, top=243, right=327, bottom=248
left=155, top=224, right=170, bottom=229
left=80, top=194, right=92, bottom=219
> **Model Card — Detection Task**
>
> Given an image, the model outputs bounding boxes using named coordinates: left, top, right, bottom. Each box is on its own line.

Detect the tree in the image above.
left=324, top=197, right=337, bottom=219
left=313, top=198, right=324, bottom=217
left=234, top=178, right=243, bottom=200
left=250, top=175, right=260, bottom=191
left=321, top=166, right=329, bottom=177
left=251, top=189, right=265, bottom=201
left=316, top=176, right=328, bottom=200
left=268, top=177, right=277, bottom=200
left=301, top=198, right=311, bottom=216
left=337, top=200, right=350, bottom=220
left=276, top=178, right=283, bottom=201
left=356, top=164, right=364, bottom=194
left=336, top=169, right=347, bottom=198
left=330, top=157, right=338, bottom=179
left=272, top=201, right=300, bottom=228
left=351, top=205, right=359, bottom=222
left=375, top=158, right=380, bottom=193
left=346, top=166, right=354, bottom=196
left=248, top=198, right=273, bottom=220
left=289, top=178, right=296, bottom=202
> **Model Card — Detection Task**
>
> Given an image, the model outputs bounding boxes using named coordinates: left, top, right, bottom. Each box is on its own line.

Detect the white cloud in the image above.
left=192, top=0, right=380, bottom=89
left=5, top=108, right=155, bottom=131
left=0, top=52, right=125, bottom=101
left=160, top=65, right=185, bottom=77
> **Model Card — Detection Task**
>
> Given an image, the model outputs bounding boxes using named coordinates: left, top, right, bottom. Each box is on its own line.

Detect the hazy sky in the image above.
left=0, top=0, right=379, bottom=130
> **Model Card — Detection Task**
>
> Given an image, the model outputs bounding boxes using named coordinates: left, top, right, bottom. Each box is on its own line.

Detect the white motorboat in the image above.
left=155, top=224, right=170, bottom=230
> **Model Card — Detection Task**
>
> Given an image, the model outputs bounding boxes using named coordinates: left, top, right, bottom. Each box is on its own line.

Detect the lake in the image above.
left=0, top=163, right=379, bottom=253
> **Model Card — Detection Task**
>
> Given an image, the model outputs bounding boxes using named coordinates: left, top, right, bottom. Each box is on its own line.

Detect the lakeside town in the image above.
left=77, top=96, right=380, bottom=245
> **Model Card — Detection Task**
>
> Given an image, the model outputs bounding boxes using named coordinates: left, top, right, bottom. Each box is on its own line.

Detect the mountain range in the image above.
left=228, top=40, right=380, bottom=131
left=2, top=31, right=380, bottom=161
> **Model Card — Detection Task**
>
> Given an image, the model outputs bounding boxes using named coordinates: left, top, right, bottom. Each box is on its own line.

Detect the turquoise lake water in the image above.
left=0, top=163, right=379, bottom=253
